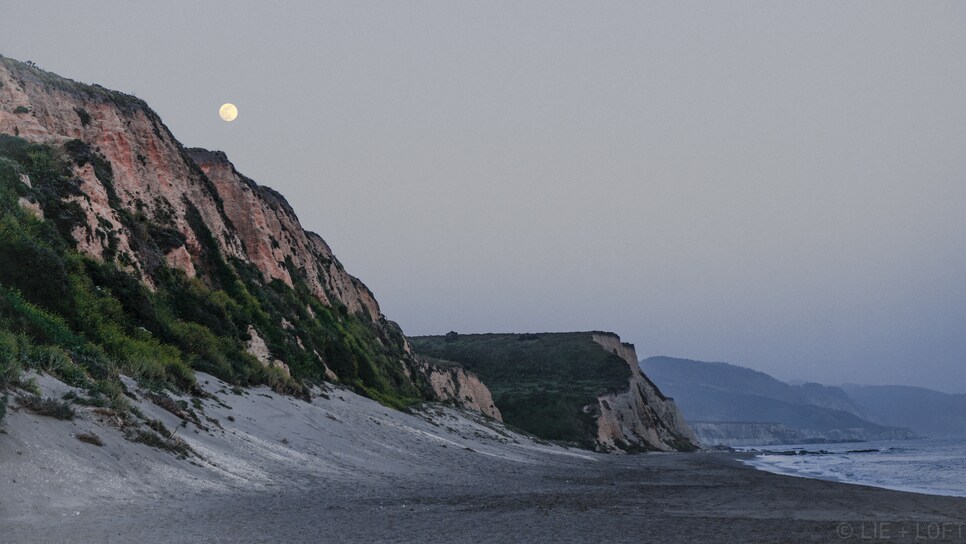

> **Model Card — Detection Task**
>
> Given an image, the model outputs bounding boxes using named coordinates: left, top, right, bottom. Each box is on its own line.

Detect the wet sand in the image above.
left=10, top=454, right=966, bottom=543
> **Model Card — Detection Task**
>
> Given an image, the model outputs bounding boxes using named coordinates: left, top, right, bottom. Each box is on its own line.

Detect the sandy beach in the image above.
left=3, top=374, right=966, bottom=543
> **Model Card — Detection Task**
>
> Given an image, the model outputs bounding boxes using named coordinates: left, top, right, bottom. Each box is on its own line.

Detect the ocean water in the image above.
left=741, top=438, right=966, bottom=498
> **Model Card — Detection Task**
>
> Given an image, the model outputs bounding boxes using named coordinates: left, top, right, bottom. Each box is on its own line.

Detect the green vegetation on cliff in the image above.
left=410, top=332, right=631, bottom=448
left=0, top=134, right=423, bottom=417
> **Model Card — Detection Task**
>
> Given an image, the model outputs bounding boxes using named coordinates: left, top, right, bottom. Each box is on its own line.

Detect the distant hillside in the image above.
left=411, top=332, right=697, bottom=452
left=842, top=384, right=966, bottom=439
left=641, top=357, right=915, bottom=445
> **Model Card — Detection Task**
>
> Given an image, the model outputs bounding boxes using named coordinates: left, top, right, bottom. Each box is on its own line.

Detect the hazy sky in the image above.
left=3, top=2, right=966, bottom=392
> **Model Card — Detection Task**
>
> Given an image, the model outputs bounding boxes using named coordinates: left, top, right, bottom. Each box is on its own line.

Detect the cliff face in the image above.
left=0, top=57, right=421, bottom=402
left=0, top=59, right=241, bottom=283
left=415, top=356, right=503, bottom=421
left=0, top=58, right=379, bottom=319
left=590, top=334, right=698, bottom=452
left=185, top=149, right=381, bottom=320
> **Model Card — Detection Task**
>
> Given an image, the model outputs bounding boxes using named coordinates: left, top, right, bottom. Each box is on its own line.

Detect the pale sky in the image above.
left=3, top=2, right=966, bottom=392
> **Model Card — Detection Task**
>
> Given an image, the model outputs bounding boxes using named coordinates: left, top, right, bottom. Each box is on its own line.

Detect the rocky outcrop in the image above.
left=17, top=197, right=43, bottom=219
left=591, top=333, right=698, bottom=452
left=690, top=422, right=809, bottom=447
left=245, top=326, right=291, bottom=377
left=415, top=356, right=502, bottom=421
left=690, top=421, right=919, bottom=447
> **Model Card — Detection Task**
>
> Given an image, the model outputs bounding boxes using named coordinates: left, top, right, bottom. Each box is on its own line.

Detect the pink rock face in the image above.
left=0, top=59, right=245, bottom=281
left=0, top=58, right=382, bottom=321
left=188, top=150, right=381, bottom=320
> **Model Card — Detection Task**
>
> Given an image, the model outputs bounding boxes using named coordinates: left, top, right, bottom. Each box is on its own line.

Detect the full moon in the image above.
left=219, top=103, right=238, bottom=122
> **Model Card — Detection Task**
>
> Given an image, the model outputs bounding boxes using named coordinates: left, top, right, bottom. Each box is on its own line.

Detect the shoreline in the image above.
left=738, top=439, right=966, bottom=501
left=4, top=374, right=966, bottom=543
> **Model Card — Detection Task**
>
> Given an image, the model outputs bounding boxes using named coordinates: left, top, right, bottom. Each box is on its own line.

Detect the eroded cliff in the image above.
left=185, top=148, right=381, bottom=320
left=0, top=56, right=423, bottom=404
left=415, top=356, right=503, bottom=420
left=0, top=58, right=381, bottom=318
left=590, top=333, right=698, bottom=452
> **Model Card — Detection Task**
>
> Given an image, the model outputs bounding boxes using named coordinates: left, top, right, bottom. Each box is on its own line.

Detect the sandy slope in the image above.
left=2, top=373, right=966, bottom=543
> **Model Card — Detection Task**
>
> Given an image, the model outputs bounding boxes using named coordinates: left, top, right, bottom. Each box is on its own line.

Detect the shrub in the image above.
left=0, top=218, right=71, bottom=313
left=0, top=287, right=78, bottom=347
left=17, top=394, right=75, bottom=420
left=17, top=377, right=40, bottom=395
left=145, top=418, right=169, bottom=435
left=130, top=428, right=192, bottom=458
left=254, top=364, right=302, bottom=397
left=21, top=344, right=88, bottom=388
left=143, top=391, right=203, bottom=428
left=85, top=378, right=129, bottom=412
left=74, top=107, right=91, bottom=126
left=55, top=360, right=88, bottom=388
left=75, top=431, right=103, bottom=446
left=13, top=106, right=28, bottom=114
left=30, top=344, right=72, bottom=374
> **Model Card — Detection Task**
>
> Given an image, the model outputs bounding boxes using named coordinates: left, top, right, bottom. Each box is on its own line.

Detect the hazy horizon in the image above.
left=4, top=2, right=965, bottom=393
